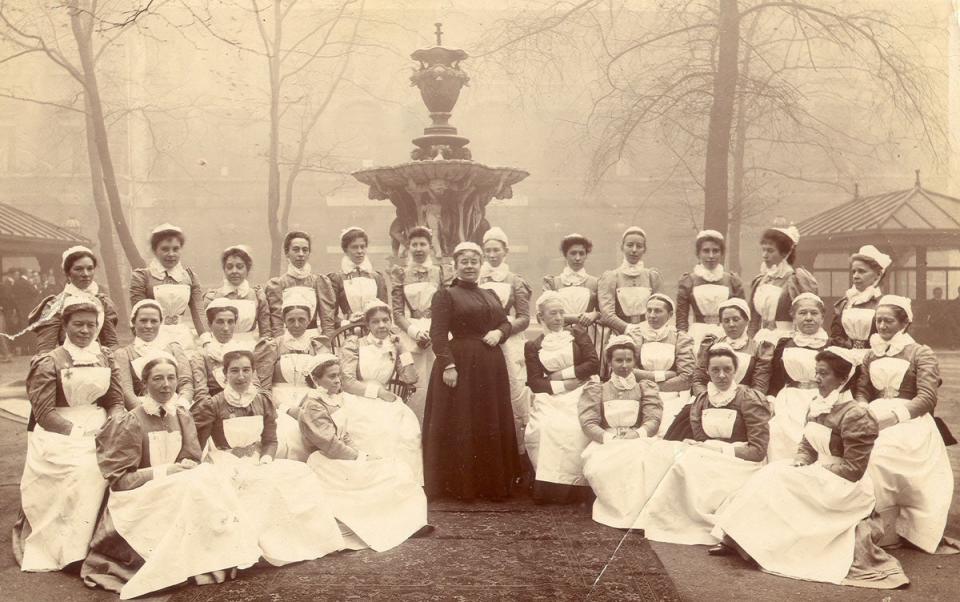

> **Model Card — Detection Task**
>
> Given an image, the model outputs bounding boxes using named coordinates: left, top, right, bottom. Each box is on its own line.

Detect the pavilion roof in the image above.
left=0, top=202, right=89, bottom=248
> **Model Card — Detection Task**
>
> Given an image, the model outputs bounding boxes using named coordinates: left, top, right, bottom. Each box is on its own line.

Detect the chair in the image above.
left=387, top=372, right=416, bottom=403
left=328, top=320, right=366, bottom=355
left=592, top=322, right=611, bottom=380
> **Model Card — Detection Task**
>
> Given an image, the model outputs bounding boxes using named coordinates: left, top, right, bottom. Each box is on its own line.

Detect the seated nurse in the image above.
left=713, top=347, right=909, bottom=589
left=300, top=355, right=428, bottom=552
left=578, top=335, right=678, bottom=529
left=80, top=355, right=261, bottom=600
left=13, top=299, right=125, bottom=572
left=339, top=299, right=423, bottom=483
left=633, top=344, right=770, bottom=545
left=192, top=298, right=257, bottom=405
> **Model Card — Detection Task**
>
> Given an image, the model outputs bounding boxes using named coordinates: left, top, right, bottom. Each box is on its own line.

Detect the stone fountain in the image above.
left=352, top=24, right=529, bottom=258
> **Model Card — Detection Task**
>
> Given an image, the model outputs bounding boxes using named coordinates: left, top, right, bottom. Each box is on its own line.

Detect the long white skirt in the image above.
left=715, top=460, right=875, bottom=583
left=18, top=405, right=107, bottom=572
left=634, top=445, right=763, bottom=545
left=581, top=437, right=684, bottom=529
left=306, top=452, right=427, bottom=552
left=107, top=464, right=261, bottom=600
left=502, top=333, right=531, bottom=454
left=342, top=392, right=424, bottom=485
left=767, top=387, right=817, bottom=462
left=272, top=384, right=311, bottom=462
left=524, top=386, right=590, bottom=485
left=656, top=391, right=692, bottom=438
left=399, top=327, right=435, bottom=426
left=867, top=398, right=954, bottom=553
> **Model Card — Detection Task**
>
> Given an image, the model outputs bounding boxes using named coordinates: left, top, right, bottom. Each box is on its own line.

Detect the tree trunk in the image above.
left=69, top=1, right=144, bottom=270
left=728, top=14, right=759, bottom=276
left=83, top=96, right=128, bottom=322
left=267, top=2, right=284, bottom=277
left=702, top=0, right=740, bottom=235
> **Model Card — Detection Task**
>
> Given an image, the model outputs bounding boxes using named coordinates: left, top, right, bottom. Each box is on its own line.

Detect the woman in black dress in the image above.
left=423, top=241, right=518, bottom=501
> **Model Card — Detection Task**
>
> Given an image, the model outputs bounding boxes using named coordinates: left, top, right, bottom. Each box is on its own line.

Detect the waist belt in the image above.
left=879, top=387, right=900, bottom=398
left=409, top=309, right=432, bottom=319
left=851, top=339, right=868, bottom=349
left=164, top=315, right=181, bottom=325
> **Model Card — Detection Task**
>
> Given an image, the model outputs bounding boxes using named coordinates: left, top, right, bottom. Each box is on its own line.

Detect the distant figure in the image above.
left=921, top=287, right=951, bottom=348
left=13, top=268, right=39, bottom=355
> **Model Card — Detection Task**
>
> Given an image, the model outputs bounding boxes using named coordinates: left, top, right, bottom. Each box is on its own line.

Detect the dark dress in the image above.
left=422, top=279, right=518, bottom=500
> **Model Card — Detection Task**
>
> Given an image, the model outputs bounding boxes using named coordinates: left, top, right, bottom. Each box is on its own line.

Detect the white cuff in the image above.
left=602, top=432, right=614, bottom=444
left=634, top=428, right=647, bottom=439
left=364, top=383, right=379, bottom=399
left=406, top=325, right=420, bottom=339
left=153, top=465, right=168, bottom=479
left=69, top=425, right=84, bottom=438
left=550, top=381, right=566, bottom=395
left=399, top=352, right=414, bottom=367
left=560, top=366, right=577, bottom=380
left=892, top=405, right=911, bottom=424
left=654, top=370, right=666, bottom=383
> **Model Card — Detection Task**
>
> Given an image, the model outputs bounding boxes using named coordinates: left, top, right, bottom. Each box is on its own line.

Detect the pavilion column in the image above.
left=916, top=246, right=927, bottom=300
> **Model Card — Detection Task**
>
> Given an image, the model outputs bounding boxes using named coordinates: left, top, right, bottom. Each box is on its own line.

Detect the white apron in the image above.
left=753, top=283, right=791, bottom=346
left=229, top=299, right=259, bottom=345
left=481, top=279, right=530, bottom=452
left=732, top=350, right=752, bottom=385
left=154, top=283, right=194, bottom=349
left=768, top=347, right=819, bottom=462
left=581, top=399, right=683, bottom=528
left=399, top=280, right=438, bottom=423
left=841, top=307, right=875, bottom=363
left=688, top=284, right=729, bottom=348
left=616, top=286, right=651, bottom=322
left=634, top=441, right=763, bottom=545
left=273, top=353, right=317, bottom=410
left=715, top=423, right=875, bottom=583
left=106, top=462, right=261, bottom=599
left=19, top=393, right=108, bottom=572
left=866, top=357, right=953, bottom=553
left=341, top=391, right=423, bottom=485
left=204, top=415, right=263, bottom=465
left=343, top=276, right=378, bottom=322
left=641, top=341, right=691, bottom=437
left=557, top=285, right=591, bottom=316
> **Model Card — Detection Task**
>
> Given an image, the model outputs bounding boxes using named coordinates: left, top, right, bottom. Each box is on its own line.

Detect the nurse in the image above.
left=80, top=356, right=261, bottom=599
left=766, top=292, right=830, bottom=461
left=713, top=347, right=909, bottom=589
left=327, top=226, right=389, bottom=327
left=598, top=226, right=663, bottom=337
left=855, top=295, right=957, bottom=553
left=676, top=230, right=745, bottom=349
left=692, top=298, right=771, bottom=397
left=13, top=299, right=125, bottom=572
left=263, top=230, right=337, bottom=339
left=633, top=344, right=770, bottom=545
left=300, top=355, right=428, bottom=552
left=541, top=233, right=600, bottom=328
left=203, top=245, right=270, bottom=346
left=114, top=299, right=194, bottom=409
left=830, top=245, right=891, bottom=361
left=192, top=298, right=257, bottom=404
left=389, top=226, right=444, bottom=423
left=523, top=291, right=600, bottom=503
left=578, top=335, right=673, bottom=528
left=129, top=223, right=207, bottom=349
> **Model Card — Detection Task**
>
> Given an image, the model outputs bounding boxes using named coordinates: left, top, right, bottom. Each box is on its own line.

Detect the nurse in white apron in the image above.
left=579, top=335, right=681, bottom=528
left=598, top=226, right=663, bottom=342
left=766, top=293, right=830, bottom=462
left=189, top=349, right=345, bottom=566
left=390, top=226, right=444, bottom=423
left=523, top=291, right=600, bottom=504
left=328, top=226, right=388, bottom=327
left=633, top=344, right=770, bottom=545
left=300, top=355, right=428, bottom=552
left=676, top=230, right=746, bottom=350
left=13, top=299, right=125, bottom=572
left=713, top=347, right=909, bottom=589
left=80, top=355, right=262, bottom=599
left=193, top=299, right=258, bottom=404
left=479, top=226, right=534, bottom=462
left=854, top=295, right=958, bottom=554
left=263, top=230, right=337, bottom=340
left=630, top=294, right=695, bottom=437
left=204, top=245, right=270, bottom=347
left=339, top=299, right=423, bottom=484
left=691, top=298, right=771, bottom=398
left=830, top=245, right=891, bottom=363
left=542, top=233, right=600, bottom=329
left=748, top=225, right=818, bottom=346
left=114, top=299, right=194, bottom=409
left=129, top=223, right=207, bottom=350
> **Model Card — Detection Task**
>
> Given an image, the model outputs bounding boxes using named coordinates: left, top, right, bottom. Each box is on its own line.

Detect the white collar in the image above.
left=364, top=332, right=395, bottom=351
left=619, top=259, right=645, bottom=277
left=141, top=394, right=178, bottom=417
left=610, top=372, right=638, bottom=391
left=223, top=385, right=257, bottom=408
left=693, top=263, right=725, bottom=283
left=869, top=331, right=915, bottom=357
left=65, top=281, right=100, bottom=297
left=341, top=255, right=374, bottom=275
left=639, top=322, right=672, bottom=343
left=148, top=259, right=190, bottom=283
left=220, top=279, right=251, bottom=298
left=282, top=330, right=313, bottom=352
left=133, top=336, right=166, bottom=357
left=310, top=388, right=343, bottom=407
left=792, top=328, right=828, bottom=348
left=286, top=261, right=313, bottom=279
left=845, top=285, right=881, bottom=307
left=722, top=332, right=750, bottom=351
left=560, top=266, right=589, bottom=286
left=203, top=336, right=232, bottom=363
left=541, top=328, right=573, bottom=351
left=407, top=256, right=434, bottom=269
left=759, top=261, right=793, bottom=280
left=808, top=388, right=851, bottom=419
left=707, top=382, right=737, bottom=408
left=63, top=339, right=101, bottom=365
left=480, top=261, right=510, bottom=282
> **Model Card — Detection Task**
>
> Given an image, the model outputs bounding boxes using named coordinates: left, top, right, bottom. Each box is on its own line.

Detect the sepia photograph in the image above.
left=0, top=0, right=958, bottom=599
